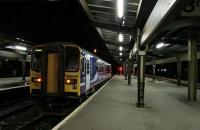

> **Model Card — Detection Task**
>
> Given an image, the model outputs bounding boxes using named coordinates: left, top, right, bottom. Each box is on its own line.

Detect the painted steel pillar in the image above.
left=152, top=59, right=156, bottom=82
left=124, top=62, right=128, bottom=80
left=22, top=55, right=26, bottom=81
left=128, top=60, right=132, bottom=85
left=188, top=30, right=197, bottom=101
left=133, top=64, right=136, bottom=76
left=137, top=51, right=146, bottom=107
left=136, top=28, right=146, bottom=107
left=177, top=56, right=182, bottom=86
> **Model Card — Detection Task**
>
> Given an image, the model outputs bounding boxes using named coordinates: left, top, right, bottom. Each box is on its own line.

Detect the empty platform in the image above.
left=55, top=75, right=200, bottom=130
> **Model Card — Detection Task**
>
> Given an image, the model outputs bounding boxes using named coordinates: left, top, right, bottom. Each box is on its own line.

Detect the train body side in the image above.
left=30, top=43, right=111, bottom=100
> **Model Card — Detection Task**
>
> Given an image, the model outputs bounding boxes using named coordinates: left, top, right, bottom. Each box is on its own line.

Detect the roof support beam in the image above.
left=146, top=52, right=200, bottom=65
left=95, top=22, right=133, bottom=33
left=140, top=0, right=186, bottom=48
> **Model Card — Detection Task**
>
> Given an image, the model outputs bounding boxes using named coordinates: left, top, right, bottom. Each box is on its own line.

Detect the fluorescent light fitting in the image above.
left=119, top=52, right=122, bottom=56
left=118, top=33, right=124, bottom=42
left=122, top=20, right=125, bottom=26
left=35, top=49, right=43, bottom=52
left=156, top=42, right=165, bottom=49
left=119, top=46, right=123, bottom=51
left=117, top=0, right=124, bottom=18
left=15, top=46, right=27, bottom=51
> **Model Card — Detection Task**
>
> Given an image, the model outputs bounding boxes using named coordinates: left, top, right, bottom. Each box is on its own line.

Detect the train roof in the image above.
left=32, top=41, right=111, bottom=66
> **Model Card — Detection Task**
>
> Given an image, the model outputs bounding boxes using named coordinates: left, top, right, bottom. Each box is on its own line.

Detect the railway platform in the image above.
left=0, top=77, right=30, bottom=105
left=53, top=75, right=200, bottom=130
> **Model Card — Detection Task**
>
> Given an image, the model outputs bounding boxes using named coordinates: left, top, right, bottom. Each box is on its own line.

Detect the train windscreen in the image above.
left=31, top=48, right=44, bottom=71
left=65, top=46, right=80, bottom=72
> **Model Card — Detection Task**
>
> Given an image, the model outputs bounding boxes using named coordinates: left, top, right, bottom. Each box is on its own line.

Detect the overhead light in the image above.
left=156, top=42, right=165, bottom=49
left=119, top=46, right=123, bottom=51
left=129, top=35, right=132, bottom=41
left=117, top=0, right=124, bottom=18
left=93, top=49, right=97, bottom=53
left=156, top=42, right=170, bottom=49
left=15, top=45, right=27, bottom=51
left=122, top=20, right=125, bottom=26
left=118, top=33, right=124, bottom=42
left=119, top=52, right=122, bottom=56
left=35, top=49, right=43, bottom=52
left=21, top=39, right=25, bottom=41
left=120, top=59, right=122, bottom=61
left=16, top=37, right=20, bottom=40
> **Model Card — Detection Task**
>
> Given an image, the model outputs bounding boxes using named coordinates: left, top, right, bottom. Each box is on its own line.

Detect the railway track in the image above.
left=0, top=98, right=34, bottom=119
left=0, top=79, right=110, bottom=130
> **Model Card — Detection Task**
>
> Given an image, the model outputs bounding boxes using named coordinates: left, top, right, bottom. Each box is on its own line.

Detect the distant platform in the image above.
left=53, top=75, right=200, bottom=130
left=0, top=77, right=29, bottom=90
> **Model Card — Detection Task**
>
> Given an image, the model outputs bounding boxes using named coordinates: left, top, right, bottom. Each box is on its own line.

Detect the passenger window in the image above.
left=86, top=60, right=90, bottom=74
left=81, top=58, right=85, bottom=73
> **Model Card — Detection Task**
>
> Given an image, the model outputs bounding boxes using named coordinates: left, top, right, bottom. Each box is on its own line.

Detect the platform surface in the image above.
left=59, top=75, right=200, bottom=130
left=0, top=77, right=29, bottom=90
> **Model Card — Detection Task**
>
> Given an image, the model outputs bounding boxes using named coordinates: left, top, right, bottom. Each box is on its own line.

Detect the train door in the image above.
left=47, top=53, right=59, bottom=94
left=85, top=56, right=90, bottom=91
left=44, top=46, right=65, bottom=96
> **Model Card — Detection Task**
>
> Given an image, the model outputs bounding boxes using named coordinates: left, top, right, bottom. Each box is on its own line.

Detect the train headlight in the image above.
left=66, top=79, right=71, bottom=84
left=66, top=79, right=77, bottom=84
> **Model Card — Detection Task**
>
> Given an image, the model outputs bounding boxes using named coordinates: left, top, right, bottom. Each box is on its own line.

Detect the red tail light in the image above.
left=36, top=78, right=42, bottom=83
left=32, top=77, right=42, bottom=83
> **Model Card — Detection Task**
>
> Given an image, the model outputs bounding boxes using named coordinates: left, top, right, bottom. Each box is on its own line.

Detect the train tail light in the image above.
left=36, top=77, right=42, bottom=83
left=32, top=77, right=42, bottom=83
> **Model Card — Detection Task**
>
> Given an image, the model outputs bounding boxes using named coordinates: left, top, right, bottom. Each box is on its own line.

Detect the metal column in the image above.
left=136, top=28, right=146, bottom=107
left=124, top=62, right=128, bottom=80
left=188, top=30, right=197, bottom=101
left=22, top=55, right=26, bottom=81
left=137, top=52, right=146, bottom=107
left=177, top=56, right=182, bottom=86
left=133, top=64, right=135, bottom=76
left=128, top=60, right=132, bottom=85
left=152, top=59, right=156, bottom=82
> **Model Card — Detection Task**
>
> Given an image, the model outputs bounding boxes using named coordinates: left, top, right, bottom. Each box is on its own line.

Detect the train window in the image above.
left=31, top=49, right=44, bottom=71
left=86, top=60, right=90, bottom=74
left=81, top=58, right=85, bottom=73
left=65, top=46, right=80, bottom=72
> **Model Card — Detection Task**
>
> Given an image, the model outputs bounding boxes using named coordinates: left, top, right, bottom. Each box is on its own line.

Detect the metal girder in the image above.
left=95, top=22, right=133, bottom=33
left=141, top=0, right=178, bottom=46
left=109, top=48, right=128, bottom=52
left=140, top=0, right=190, bottom=48
left=105, top=41, right=129, bottom=47
left=135, top=0, right=158, bottom=28
left=146, top=52, right=200, bottom=65
left=79, top=0, right=95, bottom=22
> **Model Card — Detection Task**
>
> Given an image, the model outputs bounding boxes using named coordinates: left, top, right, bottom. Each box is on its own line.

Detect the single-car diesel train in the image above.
left=30, top=42, right=112, bottom=104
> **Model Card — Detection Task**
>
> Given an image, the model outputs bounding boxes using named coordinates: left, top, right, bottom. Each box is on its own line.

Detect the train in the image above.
left=30, top=42, right=112, bottom=105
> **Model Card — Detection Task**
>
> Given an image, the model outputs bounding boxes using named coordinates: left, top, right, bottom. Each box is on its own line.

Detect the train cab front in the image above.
left=30, top=47, right=45, bottom=96
left=30, top=45, right=82, bottom=100
left=64, top=45, right=81, bottom=100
